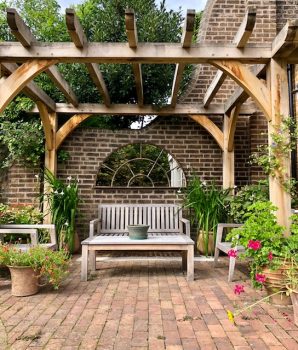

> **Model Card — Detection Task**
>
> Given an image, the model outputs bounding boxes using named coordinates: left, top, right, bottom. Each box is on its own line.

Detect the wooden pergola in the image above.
left=0, top=7, right=298, bottom=231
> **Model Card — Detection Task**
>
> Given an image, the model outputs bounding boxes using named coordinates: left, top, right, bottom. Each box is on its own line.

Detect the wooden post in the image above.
left=269, top=59, right=291, bottom=234
left=37, top=103, right=57, bottom=223
left=223, top=115, right=235, bottom=190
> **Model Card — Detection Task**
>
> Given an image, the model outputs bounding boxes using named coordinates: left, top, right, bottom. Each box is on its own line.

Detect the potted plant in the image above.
left=227, top=201, right=298, bottom=304
left=43, top=169, right=81, bottom=254
left=0, top=244, right=70, bottom=296
left=182, top=176, right=230, bottom=256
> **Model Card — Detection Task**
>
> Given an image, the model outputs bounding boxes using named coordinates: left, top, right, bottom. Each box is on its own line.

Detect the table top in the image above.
left=82, top=234, right=194, bottom=245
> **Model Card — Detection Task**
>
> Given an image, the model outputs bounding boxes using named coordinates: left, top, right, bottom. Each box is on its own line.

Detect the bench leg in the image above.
left=81, top=245, right=89, bottom=282
left=214, top=246, right=220, bottom=267
left=89, top=250, right=96, bottom=272
left=187, top=245, right=194, bottom=281
left=182, top=251, right=187, bottom=271
left=228, top=257, right=236, bottom=282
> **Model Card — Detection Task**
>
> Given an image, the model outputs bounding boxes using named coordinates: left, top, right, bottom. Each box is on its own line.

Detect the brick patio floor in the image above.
left=0, top=256, right=297, bottom=350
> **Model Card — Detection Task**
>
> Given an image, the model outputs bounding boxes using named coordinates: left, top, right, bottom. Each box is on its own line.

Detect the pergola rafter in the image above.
left=125, top=9, right=143, bottom=106
left=65, top=9, right=111, bottom=107
left=203, top=7, right=257, bottom=108
left=0, top=7, right=297, bottom=232
left=170, top=9, right=195, bottom=107
left=7, top=8, right=79, bottom=107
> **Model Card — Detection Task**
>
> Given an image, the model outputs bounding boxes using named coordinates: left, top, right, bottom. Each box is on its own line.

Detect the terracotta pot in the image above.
left=196, top=230, right=214, bottom=256
left=262, top=263, right=292, bottom=306
left=290, top=291, right=298, bottom=327
left=8, top=266, right=39, bottom=297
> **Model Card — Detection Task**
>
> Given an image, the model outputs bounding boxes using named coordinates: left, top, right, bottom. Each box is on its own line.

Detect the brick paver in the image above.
left=0, top=256, right=297, bottom=349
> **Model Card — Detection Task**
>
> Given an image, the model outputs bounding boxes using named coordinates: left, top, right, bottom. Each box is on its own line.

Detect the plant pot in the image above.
left=262, top=264, right=292, bottom=306
left=196, top=230, right=214, bottom=256
left=290, top=291, right=298, bottom=327
left=127, top=225, right=149, bottom=240
left=73, top=231, right=81, bottom=254
left=8, top=266, right=39, bottom=297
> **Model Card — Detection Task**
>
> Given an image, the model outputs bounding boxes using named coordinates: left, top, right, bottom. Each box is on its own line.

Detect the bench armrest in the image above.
left=180, top=218, right=190, bottom=236
left=89, top=218, right=101, bottom=238
left=216, top=223, right=243, bottom=247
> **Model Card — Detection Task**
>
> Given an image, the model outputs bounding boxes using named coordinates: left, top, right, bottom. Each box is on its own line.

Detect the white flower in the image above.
left=77, top=177, right=80, bottom=182
left=177, top=189, right=181, bottom=194
left=67, top=184, right=71, bottom=188
left=202, top=181, right=207, bottom=186
left=34, top=174, right=39, bottom=179
left=67, top=176, right=72, bottom=181
left=234, top=185, right=237, bottom=189
left=64, top=221, right=69, bottom=226
left=54, top=190, right=58, bottom=194
left=61, top=191, right=64, bottom=195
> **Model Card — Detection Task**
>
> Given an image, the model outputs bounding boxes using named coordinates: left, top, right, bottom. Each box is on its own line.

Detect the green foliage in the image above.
left=182, top=176, right=230, bottom=256
left=250, top=117, right=298, bottom=196
left=0, top=117, right=44, bottom=168
left=43, top=169, right=80, bottom=253
left=227, top=201, right=298, bottom=288
left=228, top=180, right=269, bottom=223
left=57, top=150, right=70, bottom=164
left=0, top=244, right=70, bottom=289
left=0, top=203, right=43, bottom=224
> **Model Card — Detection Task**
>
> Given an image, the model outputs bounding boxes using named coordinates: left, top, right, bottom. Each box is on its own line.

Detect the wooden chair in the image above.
left=214, top=223, right=244, bottom=282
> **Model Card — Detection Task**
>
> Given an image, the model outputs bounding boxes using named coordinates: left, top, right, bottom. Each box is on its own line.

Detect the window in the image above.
left=96, top=143, right=186, bottom=188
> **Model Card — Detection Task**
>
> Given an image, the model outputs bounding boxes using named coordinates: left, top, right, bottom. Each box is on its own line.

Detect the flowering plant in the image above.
left=0, top=244, right=70, bottom=289
left=42, top=169, right=80, bottom=253
left=0, top=203, right=43, bottom=225
left=226, top=201, right=298, bottom=288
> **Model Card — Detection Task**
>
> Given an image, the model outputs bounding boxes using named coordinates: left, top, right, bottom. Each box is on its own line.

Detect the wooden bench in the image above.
left=81, top=204, right=194, bottom=281
left=0, top=224, right=57, bottom=250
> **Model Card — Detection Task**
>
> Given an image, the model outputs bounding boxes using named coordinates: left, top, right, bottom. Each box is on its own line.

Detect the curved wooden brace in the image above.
left=0, top=59, right=57, bottom=114
left=227, top=104, right=241, bottom=152
left=56, top=114, right=91, bottom=149
left=189, top=115, right=224, bottom=151
left=210, top=60, right=271, bottom=122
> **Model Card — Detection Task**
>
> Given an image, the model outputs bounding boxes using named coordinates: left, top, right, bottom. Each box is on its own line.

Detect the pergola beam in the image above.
left=30, top=102, right=228, bottom=115
left=125, top=9, right=143, bottom=106
left=6, top=8, right=78, bottom=107
left=224, top=64, right=266, bottom=114
left=170, top=9, right=195, bottom=107
left=272, top=20, right=298, bottom=58
left=233, top=7, right=257, bottom=48
left=0, top=42, right=272, bottom=63
left=1, top=62, right=56, bottom=112
left=203, top=8, right=256, bottom=108
left=65, top=8, right=110, bottom=107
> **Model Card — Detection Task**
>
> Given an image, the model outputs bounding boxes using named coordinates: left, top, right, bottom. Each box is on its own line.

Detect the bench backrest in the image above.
left=0, top=224, right=57, bottom=247
left=98, top=204, right=183, bottom=234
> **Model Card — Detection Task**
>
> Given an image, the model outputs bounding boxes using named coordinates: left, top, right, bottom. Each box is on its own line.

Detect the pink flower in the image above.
left=255, top=274, right=266, bottom=284
left=268, top=251, right=273, bottom=261
left=228, top=249, right=237, bottom=258
left=248, top=240, right=262, bottom=250
left=234, top=284, right=245, bottom=295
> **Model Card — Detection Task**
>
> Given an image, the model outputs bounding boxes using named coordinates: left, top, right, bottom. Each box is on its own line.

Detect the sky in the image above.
left=59, top=0, right=207, bottom=13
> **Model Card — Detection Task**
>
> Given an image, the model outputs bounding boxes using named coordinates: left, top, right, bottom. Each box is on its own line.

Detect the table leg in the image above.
left=81, top=245, right=89, bottom=281
left=182, top=251, right=187, bottom=271
left=90, top=250, right=96, bottom=272
left=187, top=245, right=194, bottom=281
